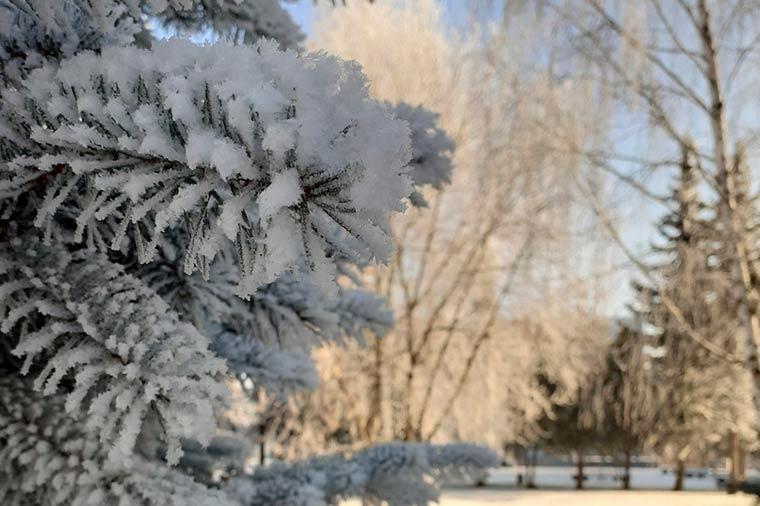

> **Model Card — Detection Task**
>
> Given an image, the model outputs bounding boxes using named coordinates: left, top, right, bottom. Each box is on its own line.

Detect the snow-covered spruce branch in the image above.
left=0, top=39, right=412, bottom=297
left=332, top=288, right=394, bottom=342
left=245, top=273, right=342, bottom=349
left=0, top=0, right=140, bottom=83
left=0, top=238, right=226, bottom=464
left=209, top=285, right=392, bottom=396
left=228, top=443, right=432, bottom=506
left=0, top=0, right=302, bottom=85
left=212, top=329, right=319, bottom=395
left=0, top=3, right=463, bottom=505
left=139, top=257, right=391, bottom=395
left=137, top=249, right=249, bottom=329
left=0, top=377, right=236, bottom=506
left=390, top=102, right=453, bottom=208
left=228, top=442, right=499, bottom=506
left=425, top=442, right=500, bottom=484
left=157, top=0, right=304, bottom=49
left=177, top=430, right=255, bottom=485
left=137, top=262, right=326, bottom=414
left=245, top=274, right=394, bottom=349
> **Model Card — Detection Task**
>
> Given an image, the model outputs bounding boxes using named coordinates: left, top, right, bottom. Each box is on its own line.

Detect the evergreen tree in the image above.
left=533, top=315, right=609, bottom=491
left=0, top=2, right=497, bottom=505
left=537, top=372, right=606, bottom=491
left=601, top=324, right=657, bottom=490
left=705, top=144, right=760, bottom=363
left=630, top=146, right=756, bottom=490
left=701, top=144, right=760, bottom=490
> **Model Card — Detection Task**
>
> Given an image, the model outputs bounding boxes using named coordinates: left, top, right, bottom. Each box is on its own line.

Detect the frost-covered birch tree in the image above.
left=0, top=1, right=498, bottom=505
left=540, top=0, right=760, bottom=413
left=301, top=0, right=618, bottom=453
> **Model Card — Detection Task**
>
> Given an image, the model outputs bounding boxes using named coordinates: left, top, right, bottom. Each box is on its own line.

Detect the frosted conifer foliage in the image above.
left=391, top=102, right=452, bottom=191
left=386, top=102, right=453, bottom=208
left=0, top=377, right=236, bottom=506
left=0, top=1, right=496, bottom=505
left=158, top=0, right=305, bottom=48
left=1, top=39, right=412, bottom=296
left=211, top=329, right=319, bottom=394
left=0, top=0, right=140, bottom=83
left=0, top=238, right=227, bottom=464
left=228, top=442, right=498, bottom=506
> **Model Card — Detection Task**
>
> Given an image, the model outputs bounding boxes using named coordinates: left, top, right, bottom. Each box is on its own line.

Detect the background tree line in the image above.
left=247, top=0, right=760, bottom=494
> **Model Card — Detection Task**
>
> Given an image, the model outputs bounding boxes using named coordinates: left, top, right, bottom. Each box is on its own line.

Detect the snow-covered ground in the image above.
left=486, top=465, right=723, bottom=490
left=343, top=466, right=758, bottom=505
left=435, top=489, right=753, bottom=505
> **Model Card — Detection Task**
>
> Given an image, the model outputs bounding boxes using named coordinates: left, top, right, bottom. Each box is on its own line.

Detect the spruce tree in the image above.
left=701, top=145, right=760, bottom=490
left=538, top=379, right=604, bottom=490
left=601, top=324, right=657, bottom=490
left=630, top=146, right=755, bottom=490
left=0, top=2, right=497, bottom=505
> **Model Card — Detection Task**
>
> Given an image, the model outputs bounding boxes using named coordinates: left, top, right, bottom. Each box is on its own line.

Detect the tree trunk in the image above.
left=257, top=422, right=267, bottom=466
left=365, top=337, right=384, bottom=441
left=622, top=449, right=632, bottom=490
left=728, top=430, right=739, bottom=494
left=526, top=445, right=538, bottom=488
left=697, top=0, right=760, bottom=399
left=515, top=446, right=525, bottom=487
left=575, top=451, right=585, bottom=490
left=673, top=460, right=685, bottom=491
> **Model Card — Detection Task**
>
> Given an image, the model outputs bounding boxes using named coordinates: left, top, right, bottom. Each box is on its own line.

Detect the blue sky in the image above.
left=282, top=1, right=314, bottom=34
left=283, top=0, right=470, bottom=37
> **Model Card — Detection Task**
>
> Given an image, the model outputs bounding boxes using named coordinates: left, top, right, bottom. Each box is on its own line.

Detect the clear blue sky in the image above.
left=282, top=0, right=470, bottom=37
left=282, top=1, right=314, bottom=34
